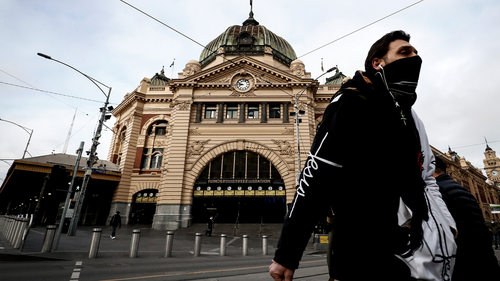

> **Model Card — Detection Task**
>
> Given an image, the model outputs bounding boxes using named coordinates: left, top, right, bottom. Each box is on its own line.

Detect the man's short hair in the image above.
left=364, top=30, right=411, bottom=73
left=434, top=155, right=447, bottom=173
left=116, top=211, right=120, bottom=214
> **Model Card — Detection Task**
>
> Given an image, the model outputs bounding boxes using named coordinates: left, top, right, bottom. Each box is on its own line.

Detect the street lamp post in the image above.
left=0, top=118, right=33, bottom=159
left=291, top=66, right=337, bottom=182
left=38, top=53, right=112, bottom=236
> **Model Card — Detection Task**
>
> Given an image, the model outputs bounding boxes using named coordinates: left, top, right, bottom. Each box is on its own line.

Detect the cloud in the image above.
left=1, top=0, right=499, bottom=182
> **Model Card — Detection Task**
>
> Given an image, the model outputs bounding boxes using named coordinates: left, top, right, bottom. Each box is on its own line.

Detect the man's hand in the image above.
left=269, top=261, right=294, bottom=280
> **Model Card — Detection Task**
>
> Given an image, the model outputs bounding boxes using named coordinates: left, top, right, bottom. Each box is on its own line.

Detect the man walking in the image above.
left=491, top=221, right=500, bottom=249
left=269, top=30, right=456, bottom=281
left=433, top=156, right=500, bottom=280
left=110, top=211, right=121, bottom=239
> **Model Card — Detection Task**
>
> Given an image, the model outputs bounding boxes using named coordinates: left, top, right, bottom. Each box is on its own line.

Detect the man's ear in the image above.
left=372, top=58, right=383, bottom=71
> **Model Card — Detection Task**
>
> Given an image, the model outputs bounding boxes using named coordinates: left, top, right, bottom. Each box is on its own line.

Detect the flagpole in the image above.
left=170, top=58, right=175, bottom=78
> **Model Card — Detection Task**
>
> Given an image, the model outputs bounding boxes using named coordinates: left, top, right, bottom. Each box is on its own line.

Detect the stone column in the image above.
left=108, top=97, right=145, bottom=223
left=216, top=102, right=224, bottom=123
left=282, top=102, right=290, bottom=123
left=194, top=102, right=202, bottom=123
left=260, top=102, right=267, bottom=123
left=153, top=96, right=192, bottom=230
left=238, top=102, right=246, bottom=123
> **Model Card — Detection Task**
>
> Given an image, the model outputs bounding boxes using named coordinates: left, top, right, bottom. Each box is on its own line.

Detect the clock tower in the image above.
left=483, top=143, right=500, bottom=184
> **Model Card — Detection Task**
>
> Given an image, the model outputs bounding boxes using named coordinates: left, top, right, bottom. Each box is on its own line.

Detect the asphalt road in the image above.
left=2, top=222, right=499, bottom=281
left=0, top=223, right=331, bottom=281
left=0, top=249, right=329, bottom=281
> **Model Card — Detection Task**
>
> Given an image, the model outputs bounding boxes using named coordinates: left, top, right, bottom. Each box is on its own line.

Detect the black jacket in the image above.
left=110, top=214, right=122, bottom=228
left=435, top=173, right=500, bottom=280
left=273, top=71, right=429, bottom=279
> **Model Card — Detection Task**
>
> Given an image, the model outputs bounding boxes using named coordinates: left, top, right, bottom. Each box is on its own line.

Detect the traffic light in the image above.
left=48, top=165, right=70, bottom=193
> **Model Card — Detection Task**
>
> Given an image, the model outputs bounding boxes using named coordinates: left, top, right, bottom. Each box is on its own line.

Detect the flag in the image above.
left=169, top=60, right=174, bottom=67
left=321, top=58, right=324, bottom=72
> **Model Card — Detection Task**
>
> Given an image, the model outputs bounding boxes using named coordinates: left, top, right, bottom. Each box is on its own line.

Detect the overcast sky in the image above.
left=1, top=0, right=499, bottom=184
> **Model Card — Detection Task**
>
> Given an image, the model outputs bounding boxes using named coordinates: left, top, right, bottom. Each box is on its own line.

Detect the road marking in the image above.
left=0, top=247, right=4, bottom=249
left=71, top=261, right=83, bottom=280
left=226, top=237, right=240, bottom=246
left=99, top=259, right=324, bottom=281
left=209, top=237, right=241, bottom=252
left=31, top=230, right=45, bottom=235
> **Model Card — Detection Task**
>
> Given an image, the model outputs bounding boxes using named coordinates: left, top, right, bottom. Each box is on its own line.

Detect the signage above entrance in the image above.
left=207, top=179, right=271, bottom=184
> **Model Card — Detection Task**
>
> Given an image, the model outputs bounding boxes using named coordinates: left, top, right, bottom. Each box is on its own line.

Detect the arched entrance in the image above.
left=192, top=151, right=286, bottom=224
left=131, top=189, right=158, bottom=224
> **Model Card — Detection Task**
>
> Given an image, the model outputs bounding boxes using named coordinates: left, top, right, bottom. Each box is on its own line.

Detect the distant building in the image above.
left=433, top=145, right=500, bottom=222
left=0, top=154, right=120, bottom=225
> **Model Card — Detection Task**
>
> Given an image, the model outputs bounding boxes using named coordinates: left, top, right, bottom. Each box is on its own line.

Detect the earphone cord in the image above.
left=375, top=68, right=407, bottom=125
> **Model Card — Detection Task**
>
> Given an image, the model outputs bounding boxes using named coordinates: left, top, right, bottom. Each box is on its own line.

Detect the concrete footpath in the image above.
left=0, top=222, right=332, bottom=280
left=2, top=222, right=500, bottom=280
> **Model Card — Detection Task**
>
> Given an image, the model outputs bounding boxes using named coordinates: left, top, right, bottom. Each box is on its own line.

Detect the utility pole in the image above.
left=68, top=89, right=111, bottom=236
left=53, top=141, right=84, bottom=249
left=38, top=52, right=113, bottom=236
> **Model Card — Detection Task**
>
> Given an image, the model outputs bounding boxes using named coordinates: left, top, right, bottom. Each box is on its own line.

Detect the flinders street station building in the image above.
left=106, top=12, right=347, bottom=230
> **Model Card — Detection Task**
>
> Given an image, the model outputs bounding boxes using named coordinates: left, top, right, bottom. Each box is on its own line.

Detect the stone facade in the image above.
left=107, top=51, right=340, bottom=229
left=433, top=146, right=500, bottom=223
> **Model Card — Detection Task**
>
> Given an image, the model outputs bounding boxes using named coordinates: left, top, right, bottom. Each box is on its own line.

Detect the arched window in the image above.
left=147, top=121, right=168, bottom=136
left=141, top=148, right=163, bottom=169
left=199, top=151, right=279, bottom=180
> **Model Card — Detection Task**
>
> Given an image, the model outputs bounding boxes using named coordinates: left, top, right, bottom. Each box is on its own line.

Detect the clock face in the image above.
left=236, top=78, right=250, bottom=91
left=493, top=170, right=499, bottom=176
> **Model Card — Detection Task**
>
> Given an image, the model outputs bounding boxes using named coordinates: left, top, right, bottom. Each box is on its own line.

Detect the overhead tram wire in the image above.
left=120, top=0, right=341, bottom=110
left=119, top=0, right=318, bottom=101
left=297, top=0, right=425, bottom=59
left=0, top=70, right=99, bottom=116
left=0, top=81, right=118, bottom=107
left=119, top=1, right=347, bottom=160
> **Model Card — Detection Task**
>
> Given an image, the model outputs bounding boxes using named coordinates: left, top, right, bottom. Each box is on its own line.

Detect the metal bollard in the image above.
left=10, top=218, right=21, bottom=245
left=242, top=234, right=248, bottom=256
left=130, top=229, right=141, bottom=258
left=4, top=217, right=11, bottom=239
left=41, top=225, right=57, bottom=253
left=13, top=218, right=28, bottom=249
left=194, top=233, right=202, bottom=257
left=313, top=234, right=319, bottom=251
left=0, top=216, right=4, bottom=235
left=165, top=231, right=174, bottom=257
left=14, top=218, right=24, bottom=245
left=6, top=217, right=16, bottom=243
left=262, top=235, right=268, bottom=255
left=9, top=217, right=18, bottom=243
left=10, top=217, right=18, bottom=242
left=220, top=234, right=227, bottom=256
left=89, top=228, right=102, bottom=258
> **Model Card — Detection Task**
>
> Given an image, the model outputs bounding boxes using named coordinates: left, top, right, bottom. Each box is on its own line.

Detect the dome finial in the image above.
left=243, top=0, right=259, bottom=26
left=486, top=137, right=493, bottom=151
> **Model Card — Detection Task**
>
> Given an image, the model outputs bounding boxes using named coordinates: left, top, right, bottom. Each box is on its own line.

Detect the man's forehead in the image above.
left=389, top=39, right=417, bottom=52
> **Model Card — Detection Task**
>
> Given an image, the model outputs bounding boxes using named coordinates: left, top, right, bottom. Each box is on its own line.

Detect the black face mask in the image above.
left=376, top=55, right=422, bottom=107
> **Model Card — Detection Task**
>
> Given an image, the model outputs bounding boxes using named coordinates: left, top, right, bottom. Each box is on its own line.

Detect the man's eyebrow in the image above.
left=398, top=45, right=418, bottom=54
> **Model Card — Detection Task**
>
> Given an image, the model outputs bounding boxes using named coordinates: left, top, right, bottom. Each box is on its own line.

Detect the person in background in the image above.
left=491, top=221, right=500, bottom=250
left=109, top=211, right=121, bottom=239
left=433, top=155, right=500, bottom=280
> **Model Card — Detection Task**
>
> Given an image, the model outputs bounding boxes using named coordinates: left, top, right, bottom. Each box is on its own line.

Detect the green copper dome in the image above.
left=199, top=14, right=297, bottom=68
